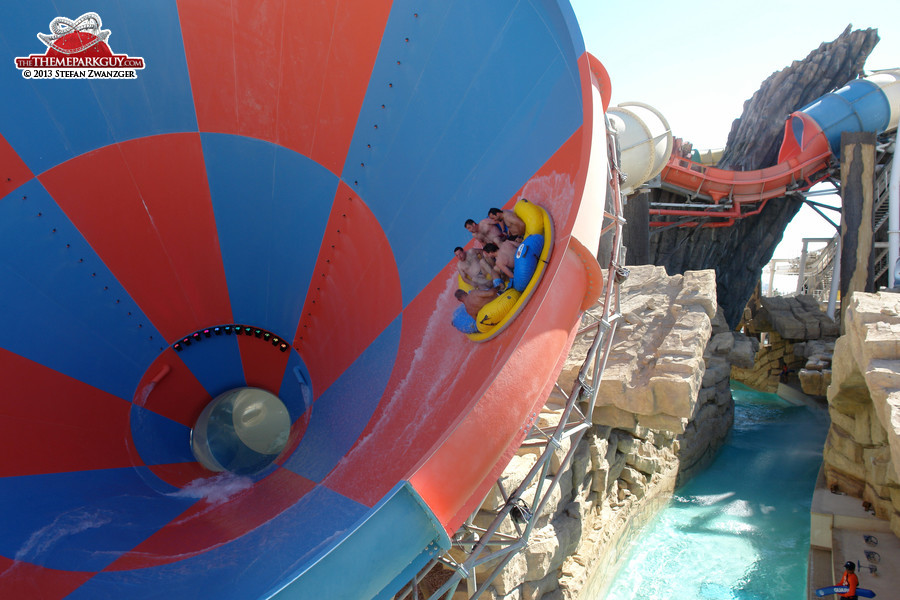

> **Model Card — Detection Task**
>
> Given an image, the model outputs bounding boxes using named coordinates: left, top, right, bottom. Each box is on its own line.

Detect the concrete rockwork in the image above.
left=732, top=294, right=838, bottom=396
left=824, top=291, right=900, bottom=539
left=428, top=266, right=738, bottom=600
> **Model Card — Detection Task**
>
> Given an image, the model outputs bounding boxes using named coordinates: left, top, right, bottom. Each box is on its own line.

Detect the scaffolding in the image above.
left=764, top=236, right=838, bottom=302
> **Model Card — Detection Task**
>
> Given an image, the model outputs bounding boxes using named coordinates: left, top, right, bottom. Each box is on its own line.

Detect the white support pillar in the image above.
left=889, top=130, right=899, bottom=288
left=827, top=237, right=841, bottom=320
left=796, top=240, right=809, bottom=294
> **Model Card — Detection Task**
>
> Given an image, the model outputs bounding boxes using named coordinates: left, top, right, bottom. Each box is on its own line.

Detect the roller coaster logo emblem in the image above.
left=14, top=12, right=145, bottom=80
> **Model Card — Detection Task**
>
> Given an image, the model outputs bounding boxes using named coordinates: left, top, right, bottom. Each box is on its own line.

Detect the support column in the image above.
left=839, top=132, right=876, bottom=331
left=796, top=240, right=809, bottom=294
left=623, top=192, right=649, bottom=265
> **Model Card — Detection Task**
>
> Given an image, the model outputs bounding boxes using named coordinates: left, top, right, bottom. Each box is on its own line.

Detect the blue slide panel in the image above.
left=0, top=0, right=196, bottom=174
left=201, top=134, right=337, bottom=337
left=342, top=0, right=582, bottom=306
left=279, top=352, right=315, bottom=422
left=801, top=78, right=891, bottom=158
left=540, top=0, right=587, bottom=59
left=0, top=467, right=192, bottom=572
left=0, top=180, right=165, bottom=400
left=130, top=405, right=195, bottom=465
left=174, top=332, right=246, bottom=398
left=269, top=482, right=451, bottom=600
left=283, top=317, right=401, bottom=482
left=67, top=484, right=369, bottom=600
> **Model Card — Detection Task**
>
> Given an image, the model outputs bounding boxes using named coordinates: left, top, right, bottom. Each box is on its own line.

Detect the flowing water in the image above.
left=602, top=382, right=830, bottom=600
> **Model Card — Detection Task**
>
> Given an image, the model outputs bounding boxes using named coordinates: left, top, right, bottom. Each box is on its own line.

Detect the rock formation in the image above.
left=426, top=267, right=743, bottom=599
left=750, top=295, right=840, bottom=341
left=628, top=26, right=880, bottom=329
left=824, top=291, right=900, bottom=537
left=796, top=339, right=836, bottom=398
left=717, top=26, right=879, bottom=172
left=732, top=295, right=838, bottom=394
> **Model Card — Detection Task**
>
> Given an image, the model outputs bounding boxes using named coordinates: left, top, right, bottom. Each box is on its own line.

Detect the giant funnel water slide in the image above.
left=0, top=2, right=611, bottom=599
left=650, top=69, right=900, bottom=226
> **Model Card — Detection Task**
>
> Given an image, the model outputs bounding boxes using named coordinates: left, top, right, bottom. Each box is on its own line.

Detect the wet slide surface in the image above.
left=0, top=1, right=595, bottom=598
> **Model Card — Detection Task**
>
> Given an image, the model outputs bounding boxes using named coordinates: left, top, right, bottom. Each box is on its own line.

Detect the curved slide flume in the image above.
left=0, top=2, right=607, bottom=599
left=651, top=68, right=900, bottom=227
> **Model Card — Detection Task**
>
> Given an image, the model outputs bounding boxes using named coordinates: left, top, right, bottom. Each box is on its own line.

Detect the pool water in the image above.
left=602, top=383, right=830, bottom=600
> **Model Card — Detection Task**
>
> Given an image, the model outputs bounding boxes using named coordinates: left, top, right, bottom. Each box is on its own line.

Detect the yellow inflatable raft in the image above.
left=461, top=198, right=553, bottom=342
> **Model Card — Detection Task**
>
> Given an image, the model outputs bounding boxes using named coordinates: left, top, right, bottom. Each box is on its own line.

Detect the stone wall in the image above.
left=824, top=292, right=900, bottom=538
left=432, top=266, right=744, bottom=600
left=732, top=294, right=838, bottom=394
left=795, top=339, right=835, bottom=397
left=731, top=331, right=799, bottom=393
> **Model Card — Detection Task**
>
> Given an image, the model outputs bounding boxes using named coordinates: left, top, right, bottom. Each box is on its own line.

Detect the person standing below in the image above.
left=488, top=207, right=526, bottom=241
left=837, top=561, right=858, bottom=599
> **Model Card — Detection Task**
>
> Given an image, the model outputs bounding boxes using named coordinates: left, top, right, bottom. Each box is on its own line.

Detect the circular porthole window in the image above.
left=191, top=387, right=291, bottom=475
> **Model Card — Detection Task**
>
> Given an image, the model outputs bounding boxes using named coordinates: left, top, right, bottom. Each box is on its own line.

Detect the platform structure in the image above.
left=869, top=140, right=896, bottom=289
left=763, top=236, right=838, bottom=301
left=809, top=466, right=896, bottom=600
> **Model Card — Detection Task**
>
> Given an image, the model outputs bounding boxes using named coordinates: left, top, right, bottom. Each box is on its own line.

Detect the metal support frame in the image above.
left=649, top=153, right=836, bottom=228
left=395, top=122, right=627, bottom=600
left=764, top=236, right=838, bottom=301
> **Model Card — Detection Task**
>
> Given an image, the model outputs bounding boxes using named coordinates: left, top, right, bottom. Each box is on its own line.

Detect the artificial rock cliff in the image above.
left=732, top=295, right=839, bottom=394
left=433, top=267, right=756, bottom=600
left=824, top=292, right=900, bottom=536
left=628, top=26, right=879, bottom=328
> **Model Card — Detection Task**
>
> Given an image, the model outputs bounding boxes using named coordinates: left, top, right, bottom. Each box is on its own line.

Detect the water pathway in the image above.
left=602, top=382, right=830, bottom=600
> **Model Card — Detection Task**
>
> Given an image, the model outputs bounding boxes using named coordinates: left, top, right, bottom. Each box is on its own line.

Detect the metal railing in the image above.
left=764, top=236, right=838, bottom=302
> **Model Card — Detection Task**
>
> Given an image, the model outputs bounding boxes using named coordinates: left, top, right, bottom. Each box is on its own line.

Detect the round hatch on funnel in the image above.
left=191, top=387, right=291, bottom=475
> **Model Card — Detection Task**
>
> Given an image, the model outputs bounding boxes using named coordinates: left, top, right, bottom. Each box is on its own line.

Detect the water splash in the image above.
left=520, top=171, right=575, bottom=215
left=349, top=271, right=475, bottom=458
left=14, top=508, right=114, bottom=563
left=169, top=472, right=254, bottom=506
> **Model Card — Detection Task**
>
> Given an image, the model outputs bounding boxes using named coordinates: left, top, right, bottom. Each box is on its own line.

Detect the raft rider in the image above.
left=488, top=206, right=526, bottom=241
left=455, top=246, right=493, bottom=290
left=454, top=284, right=502, bottom=318
left=464, top=217, right=505, bottom=248
left=481, top=241, right=518, bottom=283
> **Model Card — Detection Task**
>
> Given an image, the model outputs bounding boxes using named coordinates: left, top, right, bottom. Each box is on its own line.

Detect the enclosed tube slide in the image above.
left=607, top=102, right=673, bottom=195
left=0, top=2, right=606, bottom=599
left=652, top=69, right=900, bottom=226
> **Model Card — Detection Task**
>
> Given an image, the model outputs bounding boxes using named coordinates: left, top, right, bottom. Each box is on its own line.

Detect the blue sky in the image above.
left=569, top=0, right=898, bottom=149
left=569, top=0, right=898, bottom=286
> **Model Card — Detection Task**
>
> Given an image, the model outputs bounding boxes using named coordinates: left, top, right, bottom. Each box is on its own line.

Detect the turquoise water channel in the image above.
left=603, top=382, right=830, bottom=600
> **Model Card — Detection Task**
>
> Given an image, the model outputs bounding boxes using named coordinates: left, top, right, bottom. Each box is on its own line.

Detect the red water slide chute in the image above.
left=651, top=69, right=900, bottom=227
